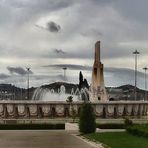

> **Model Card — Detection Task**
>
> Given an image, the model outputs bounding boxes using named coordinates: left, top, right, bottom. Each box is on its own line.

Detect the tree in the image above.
left=79, top=103, right=96, bottom=134
left=66, top=96, right=73, bottom=103
left=83, top=78, right=89, bottom=89
left=78, top=71, right=90, bottom=90
left=79, top=71, right=83, bottom=90
left=79, top=71, right=83, bottom=83
left=71, top=106, right=77, bottom=123
left=67, top=96, right=77, bottom=122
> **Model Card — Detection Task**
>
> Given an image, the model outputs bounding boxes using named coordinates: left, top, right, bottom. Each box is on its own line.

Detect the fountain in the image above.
left=32, top=85, right=89, bottom=102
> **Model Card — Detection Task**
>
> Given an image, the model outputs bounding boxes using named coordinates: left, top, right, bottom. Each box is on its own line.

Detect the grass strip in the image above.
left=85, top=132, right=148, bottom=148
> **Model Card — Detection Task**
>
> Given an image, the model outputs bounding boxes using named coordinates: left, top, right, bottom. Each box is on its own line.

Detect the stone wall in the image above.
left=0, top=101, right=147, bottom=119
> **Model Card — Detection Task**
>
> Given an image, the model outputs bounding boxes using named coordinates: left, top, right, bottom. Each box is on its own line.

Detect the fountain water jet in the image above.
left=32, top=85, right=89, bottom=102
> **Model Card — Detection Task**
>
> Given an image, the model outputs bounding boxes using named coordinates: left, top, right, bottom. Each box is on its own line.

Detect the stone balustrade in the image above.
left=0, top=101, right=147, bottom=119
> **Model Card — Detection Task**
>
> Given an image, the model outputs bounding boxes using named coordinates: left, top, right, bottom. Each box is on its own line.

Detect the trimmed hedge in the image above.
left=126, top=124, right=148, bottom=138
left=0, top=123, right=65, bottom=130
left=96, top=118, right=133, bottom=129
left=96, top=123, right=125, bottom=129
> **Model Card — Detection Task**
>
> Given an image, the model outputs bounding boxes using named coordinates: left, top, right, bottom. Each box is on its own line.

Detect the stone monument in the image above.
left=90, top=41, right=108, bottom=102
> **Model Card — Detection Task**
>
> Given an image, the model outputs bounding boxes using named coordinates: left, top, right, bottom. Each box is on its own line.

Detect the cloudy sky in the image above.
left=0, top=0, right=148, bottom=89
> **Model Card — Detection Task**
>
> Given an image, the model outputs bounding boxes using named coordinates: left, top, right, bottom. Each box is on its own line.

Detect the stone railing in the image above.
left=0, top=101, right=147, bottom=119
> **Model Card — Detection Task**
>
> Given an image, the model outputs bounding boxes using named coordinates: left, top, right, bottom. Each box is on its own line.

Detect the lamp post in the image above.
left=133, top=50, right=140, bottom=101
left=26, top=68, right=30, bottom=100
left=143, top=67, right=148, bottom=101
left=63, top=67, right=67, bottom=81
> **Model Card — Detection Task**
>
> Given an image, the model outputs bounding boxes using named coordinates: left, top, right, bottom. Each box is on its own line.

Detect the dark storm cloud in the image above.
left=105, top=67, right=144, bottom=78
left=43, top=64, right=145, bottom=77
left=0, top=74, right=10, bottom=79
left=54, top=49, right=66, bottom=54
left=35, top=24, right=45, bottom=30
left=43, top=64, right=91, bottom=70
left=47, top=21, right=61, bottom=32
left=7, top=67, right=33, bottom=75
left=42, top=47, right=93, bottom=59
left=35, top=21, right=61, bottom=33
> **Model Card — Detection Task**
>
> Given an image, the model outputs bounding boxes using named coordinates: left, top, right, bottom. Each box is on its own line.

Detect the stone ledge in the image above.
left=65, top=123, right=79, bottom=131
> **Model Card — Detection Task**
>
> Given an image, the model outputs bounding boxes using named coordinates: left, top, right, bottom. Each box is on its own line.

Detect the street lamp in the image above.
left=143, top=67, right=148, bottom=101
left=63, top=67, right=67, bottom=81
left=133, top=50, right=140, bottom=101
left=26, top=68, right=30, bottom=100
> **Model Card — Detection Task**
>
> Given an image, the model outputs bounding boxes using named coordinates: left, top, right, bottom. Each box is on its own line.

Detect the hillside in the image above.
left=0, top=83, right=147, bottom=101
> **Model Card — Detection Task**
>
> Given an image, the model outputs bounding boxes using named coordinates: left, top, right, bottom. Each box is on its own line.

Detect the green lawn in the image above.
left=86, top=132, right=148, bottom=148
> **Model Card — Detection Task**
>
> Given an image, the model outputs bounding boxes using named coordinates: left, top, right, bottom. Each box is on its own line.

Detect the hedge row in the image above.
left=96, top=123, right=125, bottom=129
left=0, top=123, right=65, bottom=130
left=126, top=124, right=148, bottom=138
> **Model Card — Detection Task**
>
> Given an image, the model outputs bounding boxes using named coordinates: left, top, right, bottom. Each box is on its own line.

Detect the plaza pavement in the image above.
left=0, top=130, right=97, bottom=148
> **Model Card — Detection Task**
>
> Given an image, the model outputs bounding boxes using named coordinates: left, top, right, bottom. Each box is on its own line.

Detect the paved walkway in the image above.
left=0, top=130, right=96, bottom=148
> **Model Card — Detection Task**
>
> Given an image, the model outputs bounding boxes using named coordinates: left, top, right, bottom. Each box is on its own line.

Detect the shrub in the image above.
left=79, top=103, right=96, bottom=134
left=71, top=106, right=77, bottom=123
left=66, top=96, right=73, bottom=103
left=124, top=117, right=133, bottom=127
left=126, top=124, right=148, bottom=138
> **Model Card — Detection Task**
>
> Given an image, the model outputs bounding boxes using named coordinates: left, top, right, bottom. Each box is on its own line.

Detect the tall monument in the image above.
left=90, top=41, right=108, bottom=102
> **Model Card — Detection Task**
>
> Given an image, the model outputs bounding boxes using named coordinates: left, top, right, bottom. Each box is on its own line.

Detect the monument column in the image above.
left=90, top=41, right=108, bottom=102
